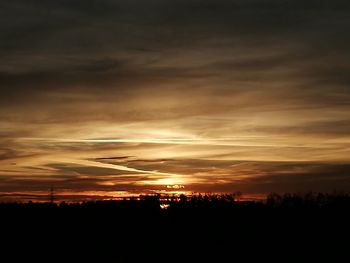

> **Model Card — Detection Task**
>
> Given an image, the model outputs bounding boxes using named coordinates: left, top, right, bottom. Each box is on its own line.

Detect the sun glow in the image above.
left=140, top=177, right=186, bottom=186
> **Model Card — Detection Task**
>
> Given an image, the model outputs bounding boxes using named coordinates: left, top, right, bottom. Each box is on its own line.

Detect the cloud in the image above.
left=188, top=162, right=350, bottom=194
left=0, top=0, right=349, bottom=197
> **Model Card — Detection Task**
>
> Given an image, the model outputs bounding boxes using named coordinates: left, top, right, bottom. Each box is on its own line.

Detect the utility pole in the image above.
left=49, top=185, right=55, bottom=203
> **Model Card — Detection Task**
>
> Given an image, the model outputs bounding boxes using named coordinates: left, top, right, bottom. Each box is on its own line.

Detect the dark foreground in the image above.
left=1, top=193, right=349, bottom=260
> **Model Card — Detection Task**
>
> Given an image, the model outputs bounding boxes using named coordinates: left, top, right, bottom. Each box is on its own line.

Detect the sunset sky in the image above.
left=1, top=0, right=350, bottom=201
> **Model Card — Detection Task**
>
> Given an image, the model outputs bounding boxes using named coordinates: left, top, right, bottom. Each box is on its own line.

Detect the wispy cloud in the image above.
left=0, top=0, right=350, bottom=199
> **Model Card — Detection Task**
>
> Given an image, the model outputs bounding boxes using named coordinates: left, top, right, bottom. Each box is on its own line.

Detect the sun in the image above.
left=152, top=177, right=185, bottom=186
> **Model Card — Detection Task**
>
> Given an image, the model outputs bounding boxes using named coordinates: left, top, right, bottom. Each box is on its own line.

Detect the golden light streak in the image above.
left=19, top=136, right=342, bottom=148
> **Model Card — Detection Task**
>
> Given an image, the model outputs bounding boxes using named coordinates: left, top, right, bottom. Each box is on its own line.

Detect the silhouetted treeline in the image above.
left=1, top=192, right=350, bottom=214
left=1, top=192, right=349, bottom=261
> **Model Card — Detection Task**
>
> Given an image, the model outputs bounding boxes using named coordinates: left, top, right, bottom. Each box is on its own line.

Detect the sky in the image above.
left=1, top=0, right=350, bottom=201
